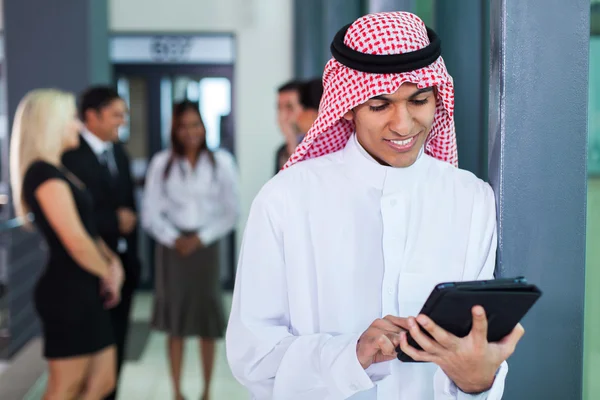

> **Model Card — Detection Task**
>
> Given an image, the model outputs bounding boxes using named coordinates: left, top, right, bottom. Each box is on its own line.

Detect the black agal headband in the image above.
left=330, top=23, right=442, bottom=74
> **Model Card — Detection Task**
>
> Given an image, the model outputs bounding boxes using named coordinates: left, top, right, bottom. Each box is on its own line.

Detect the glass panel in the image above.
left=585, top=3, right=600, bottom=399
left=123, top=76, right=149, bottom=161
left=0, top=34, right=9, bottom=354
left=199, top=78, right=231, bottom=150
left=589, top=38, right=600, bottom=176
left=186, top=81, right=200, bottom=101
left=172, top=76, right=190, bottom=103
left=160, top=77, right=174, bottom=149
left=593, top=1, right=600, bottom=36
left=415, top=0, right=434, bottom=28
left=116, top=75, right=151, bottom=286
left=0, top=247, right=8, bottom=342
left=117, top=77, right=131, bottom=142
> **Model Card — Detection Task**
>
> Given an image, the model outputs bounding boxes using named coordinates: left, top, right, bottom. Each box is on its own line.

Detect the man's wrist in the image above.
left=455, top=374, right=496, bottom=394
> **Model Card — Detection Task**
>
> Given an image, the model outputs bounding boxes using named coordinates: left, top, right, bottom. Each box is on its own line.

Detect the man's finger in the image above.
left=415, top=314, right=458, bottom=351
left=383, top=315, right=410, bottom=331
left=375, top=334, right=398, bottom=357
left=398, top=332, right=436, bottom=363
left=407, top=317, right=443, bottom=355
left=386, top=332, right=404, bottom=349
left=469, top=306, right=489, bottom=347
left=361, top=327, right=384, bottom=347
left=497, top=323, right=525, bottom=359
left=371, top=318, right=405, bottom=334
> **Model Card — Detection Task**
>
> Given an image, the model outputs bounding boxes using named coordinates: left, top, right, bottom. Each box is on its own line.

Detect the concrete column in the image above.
left=368, top=0, right=415, bottom=13
left=4, top=0, right=110, bottom=126
left=435, top=0, right=487, bottom=178
left=488, top=0, right=589, bottom=397
left=2, top=0, right=110, bottom=358
left=293, top=0, right=325, bottom=79
left=322, top=0, right=363, bottom=70
left=294, top=0, right=363, bottom=80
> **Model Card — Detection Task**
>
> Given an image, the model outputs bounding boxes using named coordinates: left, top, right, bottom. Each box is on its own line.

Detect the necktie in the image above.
left=99, top=148, right=118, bottom=178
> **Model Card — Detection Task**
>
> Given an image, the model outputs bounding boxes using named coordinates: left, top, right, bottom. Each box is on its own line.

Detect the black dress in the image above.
left=23, top=161, right=114, bottom=359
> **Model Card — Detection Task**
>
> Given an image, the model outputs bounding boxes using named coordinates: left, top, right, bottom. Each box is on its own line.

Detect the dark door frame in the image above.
left=113, top=64, right=235, bottom=155
left=113, top=63, right=237, bottom=291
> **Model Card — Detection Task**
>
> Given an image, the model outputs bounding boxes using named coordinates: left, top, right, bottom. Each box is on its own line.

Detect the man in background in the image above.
left=294, top=78, right=323, bottom=141
left=62, top=86, right=141, bottom=400
left=274, top=80, right=303, bottom=174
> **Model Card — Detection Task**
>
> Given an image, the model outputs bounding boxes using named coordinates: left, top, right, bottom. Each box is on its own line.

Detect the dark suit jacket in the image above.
left=274, top=143, right=288, bottom=175
left=62, top=137, right=141, bottom=287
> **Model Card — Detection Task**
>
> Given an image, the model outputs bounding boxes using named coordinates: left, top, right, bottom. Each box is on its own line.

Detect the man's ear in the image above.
left=84, top=109, right=97, bottom=123
left=342, top=109, right=355, bottom=122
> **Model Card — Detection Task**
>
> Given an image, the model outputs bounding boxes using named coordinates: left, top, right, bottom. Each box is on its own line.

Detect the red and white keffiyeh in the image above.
left=284, top=11, right=457, bottom=169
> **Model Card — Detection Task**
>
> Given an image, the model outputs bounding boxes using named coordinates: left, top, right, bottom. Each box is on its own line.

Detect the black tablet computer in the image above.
left=396, top=276, right=542, bottom=362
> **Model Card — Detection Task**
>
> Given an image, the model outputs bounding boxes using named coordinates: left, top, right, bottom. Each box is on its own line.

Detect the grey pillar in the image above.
left=88, top=0, right=111, bottom=86
left=489, top=0, right=588, bottom=398
left=2, top=0, right=110, bottom=358
left=322, top=0, right=363, bottom=68
left=435, top=0, right=487, bottom=178
left=294, top=0, right=325, bottom=79
left=368, top=1, right=433, bottom=37
left=294, top=0, right=363, bottom=80
left=368, top=0, right=415, bottom=13
left=4, top=0, right=110, bottom=125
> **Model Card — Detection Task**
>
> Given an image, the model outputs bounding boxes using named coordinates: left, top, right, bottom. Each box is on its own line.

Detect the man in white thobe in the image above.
left=226, top=11, right=524, bottom=400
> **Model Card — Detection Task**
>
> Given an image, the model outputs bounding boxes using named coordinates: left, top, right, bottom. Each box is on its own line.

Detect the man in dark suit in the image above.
left=62, top=86, right=141, bottom=400
left=274, top=80, right=303, bottom=174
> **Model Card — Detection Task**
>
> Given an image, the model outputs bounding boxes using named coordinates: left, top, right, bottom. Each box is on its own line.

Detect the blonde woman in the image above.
left=9, top=89, right=124, bottom=400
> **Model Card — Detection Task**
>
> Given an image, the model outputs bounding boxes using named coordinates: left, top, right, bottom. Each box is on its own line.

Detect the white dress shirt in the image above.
left=81, top=128, right=111, bottom=154
left=142, top=149, right=239, bottom=247
left=226, top=134, right=507, bottom=399
left=81, top=128, right=117, bottom=175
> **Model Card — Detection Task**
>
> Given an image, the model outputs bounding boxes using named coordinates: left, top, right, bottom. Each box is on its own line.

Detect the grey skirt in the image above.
left=151, top=241, right=226, bottom=338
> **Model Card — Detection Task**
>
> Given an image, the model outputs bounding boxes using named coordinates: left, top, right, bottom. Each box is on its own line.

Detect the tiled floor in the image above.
left=24, top=292, right=249, bottom=400
left=0, top=362, right=8, bottom=375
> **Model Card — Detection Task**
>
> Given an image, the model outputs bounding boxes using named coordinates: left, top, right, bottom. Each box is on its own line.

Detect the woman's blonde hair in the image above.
left=9, top=89, right=76, bottom=220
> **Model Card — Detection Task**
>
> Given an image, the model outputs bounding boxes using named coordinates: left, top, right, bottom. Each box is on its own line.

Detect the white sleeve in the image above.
left=141, top=154, right=180, bottom=247
left=434, top=183, right=508, bottom=399
left=197, top=151, right=240, bottom=246
left=226, top=182, right=387, bottom=399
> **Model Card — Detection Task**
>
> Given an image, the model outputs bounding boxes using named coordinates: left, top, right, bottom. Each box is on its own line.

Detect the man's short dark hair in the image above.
left=277, top=80, right=302, bottom=94
left=298, top=78, right=323, bottom=111
left=79, top=86, right=122, bottom=121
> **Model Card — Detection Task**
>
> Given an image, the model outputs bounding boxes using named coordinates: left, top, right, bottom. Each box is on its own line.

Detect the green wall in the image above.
left=585, top=36, right=600, bottom=400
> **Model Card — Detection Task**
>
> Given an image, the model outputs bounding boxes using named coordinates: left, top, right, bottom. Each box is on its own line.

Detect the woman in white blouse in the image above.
left=142, top=100, right=238, bottom=400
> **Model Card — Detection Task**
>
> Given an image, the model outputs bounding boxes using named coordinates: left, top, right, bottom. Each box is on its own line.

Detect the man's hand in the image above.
left=357, top=315, right=409, bottom=369
left=174, top=235, right=203, bottom=257
left=399, top=306, right=525, bottom=394
left=117, top=208, right=137, bottom=235
left=101, top=257, right=124, bottom=309
left=277, top=111, right=294, bottom=137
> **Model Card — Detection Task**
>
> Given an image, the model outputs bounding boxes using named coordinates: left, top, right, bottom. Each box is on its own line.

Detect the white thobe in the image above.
left=226, top=134, right=507, bottom=399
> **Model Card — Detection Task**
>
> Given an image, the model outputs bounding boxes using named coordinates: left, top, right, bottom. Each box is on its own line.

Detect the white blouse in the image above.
left=142, top=149, right=239, bottom=247
left=226, top=134, right=507, bottom=399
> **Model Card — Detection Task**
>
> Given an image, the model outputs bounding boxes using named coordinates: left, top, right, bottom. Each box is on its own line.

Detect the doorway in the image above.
left=113, top=64, right=236, bottom=291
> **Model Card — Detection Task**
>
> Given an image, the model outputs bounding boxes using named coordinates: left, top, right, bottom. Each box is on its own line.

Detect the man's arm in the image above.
left=226, top=181, right=387, bottom=399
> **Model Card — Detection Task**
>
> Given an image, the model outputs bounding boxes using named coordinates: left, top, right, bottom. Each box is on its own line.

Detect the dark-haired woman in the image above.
left=142, top=101, right=239, bottom=400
